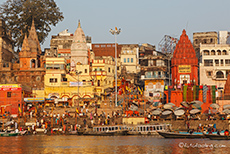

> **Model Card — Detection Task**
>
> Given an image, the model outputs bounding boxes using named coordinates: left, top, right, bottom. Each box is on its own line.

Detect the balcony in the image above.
left=90, top=71, right=107, bottom=76
left=141, top=74, right=167, bottom=80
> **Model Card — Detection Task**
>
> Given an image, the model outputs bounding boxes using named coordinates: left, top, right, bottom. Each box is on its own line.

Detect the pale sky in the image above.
left=1, top=0, right=230, bottom=50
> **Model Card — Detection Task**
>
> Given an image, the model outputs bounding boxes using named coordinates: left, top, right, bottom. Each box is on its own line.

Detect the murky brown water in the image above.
left=0, top=135, right=229, bottom=154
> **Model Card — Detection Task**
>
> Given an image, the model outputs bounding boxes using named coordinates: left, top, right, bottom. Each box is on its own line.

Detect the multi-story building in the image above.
left=199, top=44, right=230, bottom=91
left=44, top=21, right=115, bottom=105
left=193, top=31, right=218, bottom=59
left=91, top=56, right=115, bottom=98
left=44, top=57, right=94, bottom=106
left=0, top=19, right=45, bottom=92
left=140, top=49, right=170, bottom=101
left=0, top=19, right=18, bottom=84
left=92, top=43, right=122, bottom=75
left=120, top=44, right=139, bottom=74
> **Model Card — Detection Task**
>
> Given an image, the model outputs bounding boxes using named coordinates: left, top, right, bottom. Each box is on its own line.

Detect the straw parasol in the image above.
left=180, top=101, right=189, bottom=108
left=223, top=109, right=230, bottom=114
left=190, top=109, right=201, bottom=114
left=162, top=110, right=173, bottom=116
left=174, top=109, right=185, bottom=116
left=223, top=104, right=230, bottom=110
left=210, top=103, right=219, bottom=109
left=190, top=100, right=203, bottom=106
left=151, top=109, right=162, bottom=115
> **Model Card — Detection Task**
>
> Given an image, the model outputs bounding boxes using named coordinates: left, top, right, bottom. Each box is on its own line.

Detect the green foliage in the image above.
left=0, top=0, right=64, bottom=48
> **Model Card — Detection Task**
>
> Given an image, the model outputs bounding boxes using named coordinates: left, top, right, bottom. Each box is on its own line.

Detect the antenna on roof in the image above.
left=186, top=21, right=189, bottom=30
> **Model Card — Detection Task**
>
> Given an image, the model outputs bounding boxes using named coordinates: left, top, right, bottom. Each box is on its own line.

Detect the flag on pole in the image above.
left=126, top=86, right=129, bottom=91
left=18, top=107, right=22, bottom=113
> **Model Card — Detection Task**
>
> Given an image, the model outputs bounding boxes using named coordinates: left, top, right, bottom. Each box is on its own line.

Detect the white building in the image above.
left=199, top=44, right=230, bottom=91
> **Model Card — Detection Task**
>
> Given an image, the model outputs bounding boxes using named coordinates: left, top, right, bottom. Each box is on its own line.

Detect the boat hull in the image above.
left=0, top=133, right=19, bottom=137
left=205, top=134, right=230, bottom=140
left=158, top=132, right=205, bottom=139
left=83, top=131, right=115, bottom=136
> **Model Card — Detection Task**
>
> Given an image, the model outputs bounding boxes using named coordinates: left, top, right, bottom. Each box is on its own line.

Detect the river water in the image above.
left=0, top=135, right=229, bottom=154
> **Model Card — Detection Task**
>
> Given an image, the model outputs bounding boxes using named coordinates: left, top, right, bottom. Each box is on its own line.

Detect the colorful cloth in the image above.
left=193, top=85, right=196, bottom=101
left=187, top=86, right=193, bottom=102
left=168, top=87, right=171, bottom=103
left=183, top=85, right=188, bottom=101
left=203, top=85, right=208, bottom=103
left=212, top=85, right=216, bottom=103
left=196, top=86, right=200, bottom=100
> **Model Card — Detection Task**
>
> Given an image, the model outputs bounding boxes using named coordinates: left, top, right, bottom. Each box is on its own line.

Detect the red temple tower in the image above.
left=171, top=29, right=198, bottom=86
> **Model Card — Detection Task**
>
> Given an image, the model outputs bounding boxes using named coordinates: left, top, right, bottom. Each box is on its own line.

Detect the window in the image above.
left=226, top=70, right=230, bottom=78
left=117, top=66, right=119, bottom=71
left=7, top=92, right=11, bottom=98
left=203, top=50, right=209, bottom=55
left=85, top=69, right=87, bottom=73
left=204, top=60, right=213, bottom=66
left=31, top=59, right=36, bottom=68
left=217, top=50, right=221, bottom=55
left=211, top=50, right=215, bottom=55
left=50, top=78, right=57, bottom=83
left=127, top=58, right=130, bottom=63
left=206, top=71, right=212, bottom=77
left=223, top=50, right=227, bottom=55
left=226, top=60, right=230, bottom=66
left=124, top=58, right=126, bottom=63
left=221, top=60, right=224, bottom=66
left=215, top=60, right=219, bottom=66
left=216, top=71, right=224, bottom=78
left=108, top=67, right=110, bottom=72
left=158, top=71, right=161, bottom=77
left=210, top=38, right=213, bottom=43
left=131, top=58, right=133, bottom=63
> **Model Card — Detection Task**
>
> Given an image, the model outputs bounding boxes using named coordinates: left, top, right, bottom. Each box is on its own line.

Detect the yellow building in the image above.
left=91, top=56, right=115, bottom=98
left=44, top=57, right=94, bottom=106
left=43, top=21, right=116, bottom=106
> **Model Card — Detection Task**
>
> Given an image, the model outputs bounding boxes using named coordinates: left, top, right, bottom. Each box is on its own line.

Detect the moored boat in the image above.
left=0, top=132, right=19, bottom=137
left=158, top=131, right=205, bottom=139
left=205, top=134, right=230, bottom=140
left=127, top=124, right=171, bottom=135
left=83, top=125, right=128, bottom=136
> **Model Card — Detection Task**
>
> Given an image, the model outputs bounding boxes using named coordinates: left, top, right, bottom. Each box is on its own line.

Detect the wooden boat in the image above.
left=68, top=129, right=85, bottom=135
left=0, top=132, right=19, bottom=137
left=83, top=125, right=128, bottom=136
left=127, top=124, right=171, bottom=135
left=158, top=131, right=205, bottom=139
left=83, top=131, right=115, bottom=136
left=205, top=134, right=230, bottom=140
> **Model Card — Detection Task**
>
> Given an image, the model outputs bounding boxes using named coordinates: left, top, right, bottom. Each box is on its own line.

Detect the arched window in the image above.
left=210, top=38, right=213, bottom=43
left=203, top=50, right=209, bottom=55
left=223, top=50, right=227, bottom=55
left=31, top=59, right=36, bottom=68
left=217, top=50, right=221, bottom=55
left=216, top=71, right=224, bottom=78
left=211, top=50, right=215, bottom=55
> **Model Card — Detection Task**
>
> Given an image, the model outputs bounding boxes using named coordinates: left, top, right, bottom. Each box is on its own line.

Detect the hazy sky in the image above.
left=1, top=0, right=230, bottom=50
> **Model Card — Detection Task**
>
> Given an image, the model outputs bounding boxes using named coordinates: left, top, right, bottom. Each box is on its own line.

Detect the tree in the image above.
left=0, top=0, right=64, bottom=49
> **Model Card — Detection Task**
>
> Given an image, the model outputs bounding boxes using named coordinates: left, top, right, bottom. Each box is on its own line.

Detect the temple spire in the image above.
left=21, top=33, right=30, bottom=51
left=78, top=20, right=81, bottom=28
